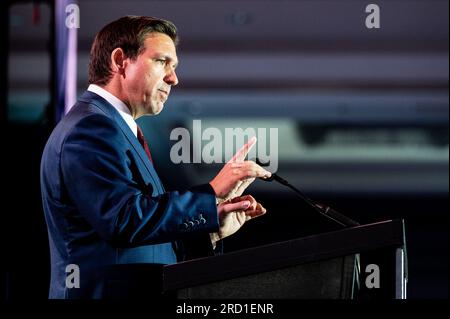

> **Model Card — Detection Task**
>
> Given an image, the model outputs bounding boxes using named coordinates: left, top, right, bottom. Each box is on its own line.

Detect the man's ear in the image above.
left=110, top=48, right=128, bottom=75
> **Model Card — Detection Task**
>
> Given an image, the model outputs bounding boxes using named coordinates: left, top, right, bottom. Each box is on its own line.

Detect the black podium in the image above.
left=162, top=219, right=407, bottom=299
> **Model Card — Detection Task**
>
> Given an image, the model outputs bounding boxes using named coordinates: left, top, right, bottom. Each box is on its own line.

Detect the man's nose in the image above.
left=164, top=69, right=179, bottom=86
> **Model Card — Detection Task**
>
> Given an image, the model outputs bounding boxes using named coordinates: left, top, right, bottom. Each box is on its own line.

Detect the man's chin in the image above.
left=153, top=103, right=164, bottom=115
left=143, top=103, right=164, bottom=116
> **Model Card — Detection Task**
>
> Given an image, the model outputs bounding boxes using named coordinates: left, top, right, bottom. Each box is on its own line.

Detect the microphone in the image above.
left=256, top=158, right=360, bottom=228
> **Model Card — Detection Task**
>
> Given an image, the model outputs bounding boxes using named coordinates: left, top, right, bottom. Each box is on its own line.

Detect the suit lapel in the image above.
left=79, top=91, right=165, bottom=194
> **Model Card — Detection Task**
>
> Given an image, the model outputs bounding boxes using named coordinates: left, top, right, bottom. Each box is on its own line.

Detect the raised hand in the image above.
left=209, top=136, right=271, bottom=202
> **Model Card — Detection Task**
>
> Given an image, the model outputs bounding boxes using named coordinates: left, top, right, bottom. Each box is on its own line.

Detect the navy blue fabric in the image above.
left=40, top=91, right=219, bottom=298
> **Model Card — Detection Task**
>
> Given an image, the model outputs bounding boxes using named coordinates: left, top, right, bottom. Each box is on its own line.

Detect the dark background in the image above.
left=2, top=0, right=448, bottom=300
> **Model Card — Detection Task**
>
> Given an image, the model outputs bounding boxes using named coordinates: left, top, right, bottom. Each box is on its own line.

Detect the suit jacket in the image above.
left=40, top=91, right=219, bottom=299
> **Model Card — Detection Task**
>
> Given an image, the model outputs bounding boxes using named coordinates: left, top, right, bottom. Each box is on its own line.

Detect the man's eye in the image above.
left=156, top=59, right=166, bottom=65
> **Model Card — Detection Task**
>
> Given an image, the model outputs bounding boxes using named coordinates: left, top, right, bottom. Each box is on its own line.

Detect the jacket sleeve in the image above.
left=60, top=113, right=219, bottom=248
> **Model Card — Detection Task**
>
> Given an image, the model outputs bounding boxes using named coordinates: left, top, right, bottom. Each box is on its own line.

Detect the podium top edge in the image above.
left=163, top=219, right=406, bottom=291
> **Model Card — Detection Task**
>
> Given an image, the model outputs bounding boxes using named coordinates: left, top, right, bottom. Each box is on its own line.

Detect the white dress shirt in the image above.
left=87, top=84, right=137, bottom=137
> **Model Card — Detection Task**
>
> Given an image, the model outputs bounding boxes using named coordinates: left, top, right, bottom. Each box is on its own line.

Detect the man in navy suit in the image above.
left=40, top=16, right=271, bottom=299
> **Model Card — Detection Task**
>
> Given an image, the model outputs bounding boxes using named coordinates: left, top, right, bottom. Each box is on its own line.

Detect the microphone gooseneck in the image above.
left=256, top=159, right=360, bottom=228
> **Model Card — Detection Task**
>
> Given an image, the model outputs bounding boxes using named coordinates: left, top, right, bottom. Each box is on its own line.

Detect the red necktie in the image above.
left=136, top=125, right=153, bottom=163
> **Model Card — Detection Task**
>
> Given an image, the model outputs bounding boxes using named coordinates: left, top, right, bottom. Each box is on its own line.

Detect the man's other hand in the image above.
left=210, top=195, right=267, bottom=245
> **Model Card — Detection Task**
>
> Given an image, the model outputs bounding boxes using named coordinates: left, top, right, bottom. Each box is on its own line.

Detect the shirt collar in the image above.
left=87, top=84, right=137, bottom=137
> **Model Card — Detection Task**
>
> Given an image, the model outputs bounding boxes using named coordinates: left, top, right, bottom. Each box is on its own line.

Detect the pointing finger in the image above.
left=228, top=136, right=257, bottom=163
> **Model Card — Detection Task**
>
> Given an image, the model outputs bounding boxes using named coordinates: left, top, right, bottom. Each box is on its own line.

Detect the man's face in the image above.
left=123, top=32, right=178, bottom=118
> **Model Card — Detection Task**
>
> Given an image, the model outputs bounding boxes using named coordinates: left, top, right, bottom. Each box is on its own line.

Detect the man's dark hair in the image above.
left=88, top=15, right=178, bottom=86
